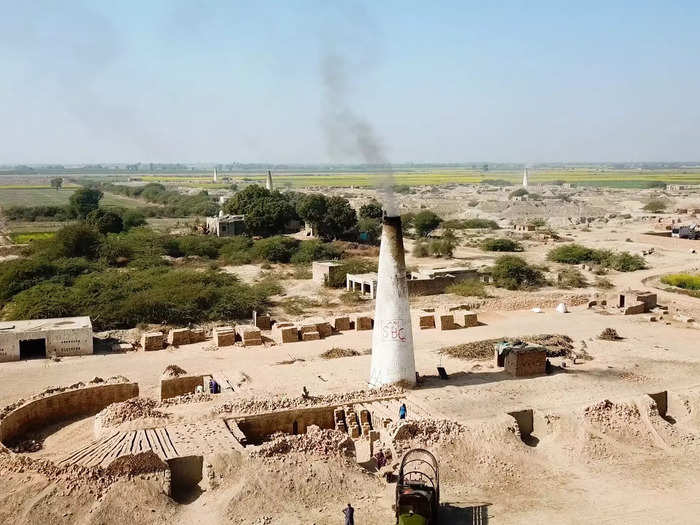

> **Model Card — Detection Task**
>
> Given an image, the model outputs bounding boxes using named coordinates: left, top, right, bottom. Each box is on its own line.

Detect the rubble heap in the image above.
left=161, top=364, right=188, bottom=378
left=216, top=385, right=404, bottom=415
left=391, top=419, right=467, bottom=446
left=96, top=397, right=169, bottom=427
left=104, top=451, right=168, bottom=477
left=251, top=426, right=350, bottom=458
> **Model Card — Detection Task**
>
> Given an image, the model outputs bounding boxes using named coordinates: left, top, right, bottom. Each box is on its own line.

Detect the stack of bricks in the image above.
left=437, top=313, right=456, bottom=330
left=300, top=324, right=321, bottom=341
left=334, top=316, right=351, bottom=331
left=418, top=312, right=436, bottom=329
left=167, top=328, right=191, bottom=346
left=254, top=314, right=272, bottom=330
left=345, top=407, right=360, bottom=438
left=141, top=332, right=164, bottom=351
left=214, top=326, right=236, bottom=347
left=460, top=311, right=479, bottom=327
left=334, top=408, right=347, bottom=433
left=235, top=325, right=263, bottom=346
left=272, top=322, right=299, bottom=344
left=359, top=409, right=372, bottom=436
left=315, top=321, right=333, bottom=338
left=189, top=328, right=206, bottom=343
left=354, top=315, right=373, bottom=331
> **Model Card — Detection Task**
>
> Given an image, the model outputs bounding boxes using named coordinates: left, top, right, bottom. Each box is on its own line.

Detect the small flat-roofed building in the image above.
left=312, top=261, right=344, bottom=285
left=206, top=214, right=246, bottom=237
left=0, top=317, right=93, bottom=362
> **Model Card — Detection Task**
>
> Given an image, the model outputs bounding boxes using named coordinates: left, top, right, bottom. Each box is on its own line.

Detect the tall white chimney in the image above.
left=213, top=167, right=218, bottom=183
left=369, top=214, right=416, bottom=386
left=522, top=167, right=528, bottom=188
left=266, top=170, right=273, bottom=191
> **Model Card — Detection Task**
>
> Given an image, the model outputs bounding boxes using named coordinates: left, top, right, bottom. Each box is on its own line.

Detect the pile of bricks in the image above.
left=334, top=316, right=351, bottom=331
left=418, top=312, right=436, bottom=329
left=334, top=408, right=347, bottom=433
left=272, top=322, right=299, bottom=344
left=190, top=328, right=206, bottom=343
left=359, top=408, right=372, bottom=436
left=214, top=326, right=236, bottom=347
left=254, top=314, right=272, bottom=330
left=236, top=325, right=263, bottom=346
left=300, top=324, right=321, bottom=341
left=456, top=310, right=479, bottom=327
left=354, top=315, right=373, bottom=331
left=141, top=332, right=164, bottom=351
left=437, top=313, right=456, bottom=330
left=167, top=328, right=191, bottom=346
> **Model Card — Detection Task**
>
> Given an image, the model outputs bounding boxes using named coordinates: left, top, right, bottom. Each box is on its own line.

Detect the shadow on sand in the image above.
left=440, top=502, right=492, bottom=524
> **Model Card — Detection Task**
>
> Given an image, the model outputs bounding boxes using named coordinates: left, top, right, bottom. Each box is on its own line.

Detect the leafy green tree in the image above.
left=223, top=185, right=297, bottom=237
left=297, top=193, right=357, bottom=241
left=491, top=255, right=545, bottom=290
left=643, top=199, right=668, bottom=213
left=50, top=177, right=63, bottom=191
left=357, top=217, right=382, bottom=245
left=52, top=223, right=103, bottom=259
left=509, top=188, right=529, bottom=199
left=359, top=200, right=383, bottom=219
left=86, top=209, right=124, bottom=234
left=121, top=209, right=147, bottom=230
left=69, top=188, right=103, bottom=218
left=413, top=210, right=442, bottom=237
left=480, top=238, right=523, bottom=252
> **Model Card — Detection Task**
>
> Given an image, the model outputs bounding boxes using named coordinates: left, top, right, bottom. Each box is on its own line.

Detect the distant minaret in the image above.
left=213, top=167, right=218, bottom=183
left=266, top=170, right=273, bottom=191
left=522, top=167, right=529, bottom=188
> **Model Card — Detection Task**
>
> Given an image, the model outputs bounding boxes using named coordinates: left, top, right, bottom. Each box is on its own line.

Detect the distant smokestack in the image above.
left=266, top=170, right=273, bottom=191
left=369, top=214, right=416, bottom=386
left=522, top=167, right=528, bottom=188
left=213, top=167, right=218, bottom=183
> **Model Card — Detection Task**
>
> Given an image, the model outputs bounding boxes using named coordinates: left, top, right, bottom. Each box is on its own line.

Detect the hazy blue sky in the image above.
left=1, top=1, right=699, bottom=164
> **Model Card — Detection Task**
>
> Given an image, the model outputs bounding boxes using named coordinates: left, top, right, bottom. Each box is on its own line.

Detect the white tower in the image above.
left=266, top=170, right=273, bottom=191
left=369, top=214, right=416, bottom=386
left=213, top=167, right=218, bottom=183
left=522, top=167, right=529, bottom=188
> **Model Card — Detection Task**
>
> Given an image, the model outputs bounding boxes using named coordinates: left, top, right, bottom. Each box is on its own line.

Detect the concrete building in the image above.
left=206, top=214, right=246, bottom=236
left=312, top=261, right=343, bottom=285
left=0, top=317, right=93, bottom=362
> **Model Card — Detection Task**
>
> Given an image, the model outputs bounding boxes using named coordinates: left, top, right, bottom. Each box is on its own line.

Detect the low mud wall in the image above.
left=235, top=405, right=337, bottom=444
left=0, top=382, right=139, bottom=445
left=160, top=375, right=207, bottom=401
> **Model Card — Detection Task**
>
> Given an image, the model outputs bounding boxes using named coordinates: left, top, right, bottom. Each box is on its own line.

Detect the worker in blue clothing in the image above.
left=399, top=403, right=407, bottom=420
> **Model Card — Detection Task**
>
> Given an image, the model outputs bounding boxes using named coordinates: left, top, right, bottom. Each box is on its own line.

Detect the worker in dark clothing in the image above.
left=399, top=403, right=407, bottom=420
left=343, top=503, right=355, bottom=525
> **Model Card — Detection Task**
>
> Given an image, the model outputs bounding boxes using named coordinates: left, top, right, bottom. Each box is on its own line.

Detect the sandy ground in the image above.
left=2, top=186, right=700, bottom=523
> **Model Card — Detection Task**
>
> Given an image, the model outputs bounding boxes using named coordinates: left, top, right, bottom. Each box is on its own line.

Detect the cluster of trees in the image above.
left=0, top=221, right=349, bottom=329
left=490, top=255, right=546, bottom=290
left=642, top=199, right=669, bottom=213
left=480, top=238, right=523, bottom=252
left=547, top=243, right=646, bottom=272
left=441, top=218, right=499, bottom=230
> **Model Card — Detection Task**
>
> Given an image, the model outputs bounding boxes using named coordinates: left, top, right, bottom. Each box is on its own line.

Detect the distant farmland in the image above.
left=137, top=169, right=700, bottom=189
left=0, top=187, right=145, bottom=209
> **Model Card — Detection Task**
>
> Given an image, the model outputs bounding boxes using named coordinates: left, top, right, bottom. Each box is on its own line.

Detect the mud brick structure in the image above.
left=504, top=347, right=547, bottom=377
left=302, top=331, right=321, bottom=341
left=418, top=313, right=436, bottom=329
left=254, top=313, right=272, bottom=331
left=272, top=322, right=299, bottom=344
left=167, top=328, right=191, bottom=346
left=161, top=374, right=208, bottom=400
left=334, top=316, right=351, bottom=331
left=235, top=325, right=262, bottom=346
left=455, top=310, right=479, bottom=327
left=618, top=290, right=657, bottom=315
left=189, top=328, right=206, bottom=343
left=315, top=322, right=333, bottom=338
left=141, top=332, right=164, bottom=351
left=354, top=315, right=373, bottom=331
left=437, top=313, right=456, bottom=330
left=214, top=326, right=236, bottom=347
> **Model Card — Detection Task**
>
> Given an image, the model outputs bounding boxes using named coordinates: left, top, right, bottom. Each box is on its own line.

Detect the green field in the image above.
left=0, top=187, right=145, bottom=209
left=9, top=231, right=56, bottom=243
left=138, top=169, right=700, bottom=189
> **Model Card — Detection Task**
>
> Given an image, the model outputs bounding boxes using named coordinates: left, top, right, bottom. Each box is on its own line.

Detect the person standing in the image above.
left=343, top=503, right=355, bottom=525
left=399, top=403, right=407, bottom=420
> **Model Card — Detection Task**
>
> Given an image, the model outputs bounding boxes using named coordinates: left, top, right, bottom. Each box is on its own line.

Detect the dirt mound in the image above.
left=320, top=348, right=361, bottom=359
left=599, top=327, right=622, bottom=340
left=96, top=398, right=169, bottom=427
left=439, top=333, right=574, bottom=360
left=161, top=364, right=188, bottom=378
left=251, top=426, right=350, bottom=458
left=104, top=451, right=168, bottom=477
left=216, top=385, right=403, bottom=415
left=392, top=419, right=467, bottom=445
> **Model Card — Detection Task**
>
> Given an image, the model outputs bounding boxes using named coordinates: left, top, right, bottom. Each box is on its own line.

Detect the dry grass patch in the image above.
left=438, top=333, right=574, bottom=360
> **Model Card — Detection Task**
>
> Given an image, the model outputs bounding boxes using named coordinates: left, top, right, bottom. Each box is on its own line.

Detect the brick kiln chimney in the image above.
left=369, top=214, right=416, bottom=386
